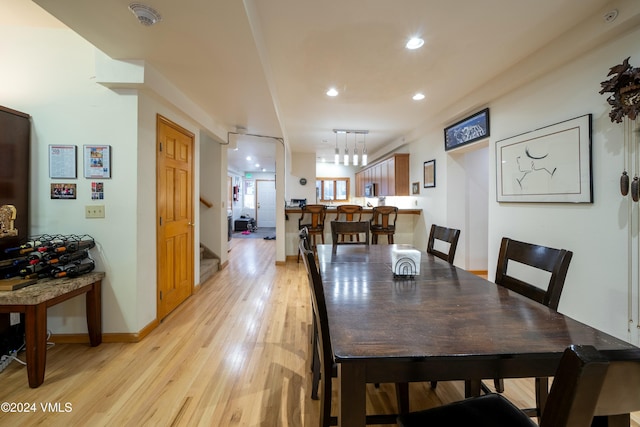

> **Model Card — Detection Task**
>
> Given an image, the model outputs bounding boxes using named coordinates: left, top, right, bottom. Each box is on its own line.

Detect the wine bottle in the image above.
left=20, top=262, right=54, bottom=277
left=54, top=261, right=95, bottom=278
left=4, top=240, right=42, bottom=254
left=54, top=239, right=95, bottom=254
left=47, top=250, right=89, bottom=265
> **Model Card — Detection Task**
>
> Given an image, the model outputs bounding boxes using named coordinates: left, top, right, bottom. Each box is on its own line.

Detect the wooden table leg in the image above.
left=85, top=280, right=102, bottom=346
left=465, top=379, right=481, bottom=397
left=338, top=363, right=366, bottom=427
left=24, top=303, right=47, bottom=388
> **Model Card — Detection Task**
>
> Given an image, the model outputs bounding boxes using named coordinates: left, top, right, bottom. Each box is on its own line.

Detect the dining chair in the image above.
left=297, top=204, right=327, bottom=261
left=300, top=243, right=407, bottom=426
left=425, top=224, right=462, bottom=391
left=489, top=237, right=574, bottom=417
left=334, top=204, right=364, bottom=242
left=426, top=224, right=461, bottom=264
left=330, top=220, right=369, bottom=253
left=369, top=206, right=398, bottom=244
left=398, top=344, right=640, bottom=427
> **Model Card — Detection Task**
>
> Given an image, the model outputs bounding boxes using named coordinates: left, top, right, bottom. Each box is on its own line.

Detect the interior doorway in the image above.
left=256, top=179, right=276, bottom=228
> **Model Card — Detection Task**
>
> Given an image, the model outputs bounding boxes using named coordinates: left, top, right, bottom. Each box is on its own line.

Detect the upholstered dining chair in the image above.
left=398, top=344, right=640, bottom=427
left=300, top=241, right=407, bottom=426
left=334, top=204, right=363, bottom=242
left=488, top=237, right=574, bottom=417
left=369, top=206, right=398, bottom=244
left=426, top=224, right=461, bottom=264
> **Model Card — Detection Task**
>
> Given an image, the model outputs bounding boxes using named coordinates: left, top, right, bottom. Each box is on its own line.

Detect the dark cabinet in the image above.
left=0, top=105, right=30, bottom=258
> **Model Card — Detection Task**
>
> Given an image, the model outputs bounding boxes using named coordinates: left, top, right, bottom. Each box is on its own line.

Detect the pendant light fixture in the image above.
left=353, top=133, right=359, bottom=166
left=362, top=132, right=368, bottom=166
left=343, top=132, right=350, bottom=166
left=332, top=129, right=368, bottom=166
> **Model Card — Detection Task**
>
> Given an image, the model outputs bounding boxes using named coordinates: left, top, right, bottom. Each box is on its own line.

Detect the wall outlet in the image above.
left=85, top=205, right=105, bottom=218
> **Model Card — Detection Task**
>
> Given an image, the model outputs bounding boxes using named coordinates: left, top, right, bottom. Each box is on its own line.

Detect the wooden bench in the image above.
left=0, top=271, right=104, bottom=387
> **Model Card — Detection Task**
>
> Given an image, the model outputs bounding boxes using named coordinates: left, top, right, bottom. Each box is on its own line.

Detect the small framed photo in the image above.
left=412, top=182, right=420, bottom=195
left=424, top=160, right=436, bottom=188
left=51, top=183, right=76, bottom=199
left=84, top=145, right=111, bottom=178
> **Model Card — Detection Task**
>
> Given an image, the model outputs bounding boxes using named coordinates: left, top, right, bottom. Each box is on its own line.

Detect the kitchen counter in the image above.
left=284, top=207, right=423, bottom=258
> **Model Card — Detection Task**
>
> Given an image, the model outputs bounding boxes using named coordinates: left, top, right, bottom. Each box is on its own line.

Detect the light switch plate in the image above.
left=85, top=205, right=105, bottom=218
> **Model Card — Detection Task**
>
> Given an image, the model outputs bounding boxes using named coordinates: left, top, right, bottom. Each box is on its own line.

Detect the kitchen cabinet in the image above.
left=355, top=153, right=409, bottom=197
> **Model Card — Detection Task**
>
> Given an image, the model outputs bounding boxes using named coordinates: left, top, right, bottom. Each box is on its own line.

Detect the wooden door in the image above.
left=156, top=115, right=194, bottom=320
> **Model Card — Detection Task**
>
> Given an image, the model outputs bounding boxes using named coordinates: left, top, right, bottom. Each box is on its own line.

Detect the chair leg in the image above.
left=494, top=378, right=504, bottom=393
left=388, top=234, right=394, bottom=244
left=395, top=382, right=410, bottom=414
left=535, top=377, right=549, bottom=417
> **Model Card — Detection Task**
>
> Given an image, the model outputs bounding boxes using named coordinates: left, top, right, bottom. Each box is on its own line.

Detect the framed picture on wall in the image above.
left=444, top=108, right=490, bottom=151
left=49, top=145, right=77, bottom=179
left=424, top=160, right=436, bottom=188
left=495, top=114, right=592, bottom=203
left=412, top=182, right=420, bottom=194
left=83, top=145, right=111, bottom=178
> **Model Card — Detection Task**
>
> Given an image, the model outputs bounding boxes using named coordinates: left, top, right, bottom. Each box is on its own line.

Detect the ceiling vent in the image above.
left=128, top=3, right=162, bottom=26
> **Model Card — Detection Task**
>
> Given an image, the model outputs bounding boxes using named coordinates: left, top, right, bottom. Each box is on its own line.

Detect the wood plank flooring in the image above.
left=0, top=238, right=638, bottom=426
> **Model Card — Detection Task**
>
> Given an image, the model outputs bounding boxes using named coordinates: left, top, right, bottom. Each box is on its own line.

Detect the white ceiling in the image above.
left=5, top=0, right=635, bottom=172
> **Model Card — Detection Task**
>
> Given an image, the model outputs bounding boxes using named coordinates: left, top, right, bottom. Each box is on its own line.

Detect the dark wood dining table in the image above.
left=315, top=244, right=638, bottom=427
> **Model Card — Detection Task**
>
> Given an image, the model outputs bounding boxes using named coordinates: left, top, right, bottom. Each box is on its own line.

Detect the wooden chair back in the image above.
left=370, top=206, right=398, bottom=229
left=298, top=204, right=328, bottom=231
left=331, top=221, right=369, bottom=252
left=299, top=243, right=335, bottom=427
left=539, top=345, right=640, bottom=427
left=495, top=237, right=573, bottom=310
left=427, top=224, right=461, bottom=264
left=335, top=204, right=363, bottom=222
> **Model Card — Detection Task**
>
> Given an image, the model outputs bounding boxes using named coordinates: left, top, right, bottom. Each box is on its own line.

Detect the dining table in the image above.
left=315, top=243, right=638, bottom=427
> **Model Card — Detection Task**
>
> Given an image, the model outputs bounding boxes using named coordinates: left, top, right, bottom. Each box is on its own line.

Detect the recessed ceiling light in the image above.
left=326, top=88, right=339, bottom=97
left=246, top=156, right=251, bottom=161
left=255, top=163, right=260, bottom=168
left=406, top=37, right=424, bottom=50
left=413, top=93, right=425, bottom=101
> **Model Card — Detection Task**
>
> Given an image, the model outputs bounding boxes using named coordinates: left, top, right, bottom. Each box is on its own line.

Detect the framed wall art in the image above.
left=412, top=182, right=420, bottom=194
left=84, top=145, right=111, bottom=178
left=444, top=108, right=490, bottom=151
left=424, top=160, right=436, bottom=188
left=50, top=183, right=76, bottom=199
left=495, top=114, right=592, bottom=203
left=49, top=145, right=77, bottom=179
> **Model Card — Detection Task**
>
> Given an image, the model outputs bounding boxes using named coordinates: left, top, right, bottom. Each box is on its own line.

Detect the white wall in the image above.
left=487, top=27, right=640, bottom=343
left=0, top=25, right=141, bottom=333
left=0, top=24, right=211, bottom=334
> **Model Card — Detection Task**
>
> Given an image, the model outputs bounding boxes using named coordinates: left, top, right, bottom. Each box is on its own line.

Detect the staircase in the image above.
left=200, top=244, right=219, bottom=284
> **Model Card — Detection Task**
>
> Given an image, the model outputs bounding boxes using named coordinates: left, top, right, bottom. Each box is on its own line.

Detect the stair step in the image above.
left=200, top=258, right=219, bottom=284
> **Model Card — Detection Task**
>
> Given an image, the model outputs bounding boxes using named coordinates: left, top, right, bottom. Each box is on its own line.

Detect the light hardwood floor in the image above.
left=0, top=238, right=638, bottom=426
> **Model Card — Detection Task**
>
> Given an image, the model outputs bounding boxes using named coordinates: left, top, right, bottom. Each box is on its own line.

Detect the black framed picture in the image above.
left=444, top=108, right=490, bottom=151
left=424, top=160, right=436, bottom=188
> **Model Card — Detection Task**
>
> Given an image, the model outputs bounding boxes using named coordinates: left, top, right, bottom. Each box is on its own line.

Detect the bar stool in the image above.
left=370, top=206, right=398, bottom=244
left=335, top=204, right=363, bottom=242
left=297, top=204, right=327, bottom=261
